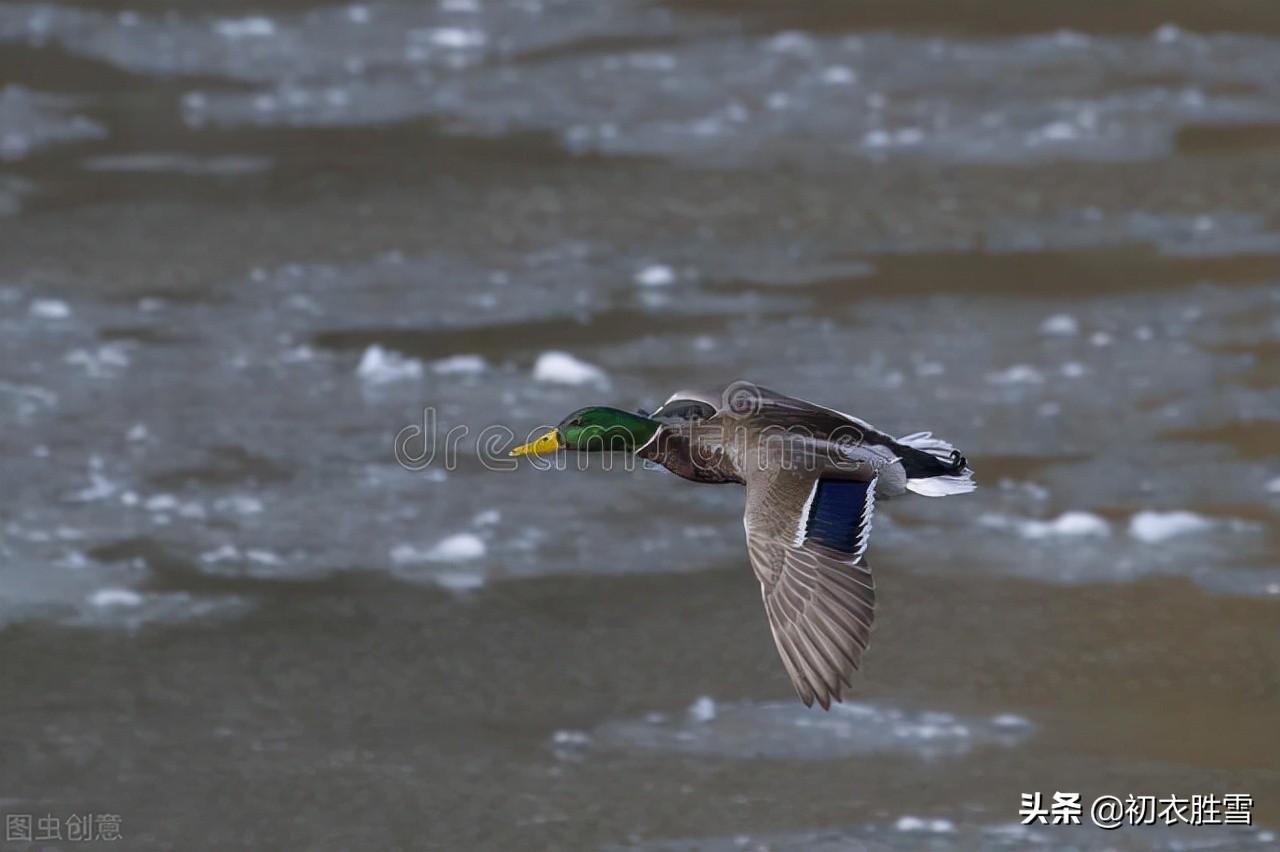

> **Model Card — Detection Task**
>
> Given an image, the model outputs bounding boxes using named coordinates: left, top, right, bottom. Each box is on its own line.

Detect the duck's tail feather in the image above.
left=905, top=473, right=976, bottom=496
left=897, top=431, right=976, bottom=496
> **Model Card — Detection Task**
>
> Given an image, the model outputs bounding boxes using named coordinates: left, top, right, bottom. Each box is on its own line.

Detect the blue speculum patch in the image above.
left=805, top=478, right=872, bottom=555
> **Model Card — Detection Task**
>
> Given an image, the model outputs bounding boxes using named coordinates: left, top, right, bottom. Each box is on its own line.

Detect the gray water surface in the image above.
left=1, top=0, right=1278, bottom=849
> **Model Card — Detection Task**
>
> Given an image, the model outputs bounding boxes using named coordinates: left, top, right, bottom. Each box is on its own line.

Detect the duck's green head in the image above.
left=510, top=406, right=660, bottom=457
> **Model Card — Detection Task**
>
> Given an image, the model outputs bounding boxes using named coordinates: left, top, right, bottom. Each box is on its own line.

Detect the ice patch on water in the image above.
left=1039, top=313, right=1079, bottom=336
left=70, top=461, right=119, bottom=503
left=589, top=700, right=1033, bottom=760
left=532, top=351, right=608, bottom=386
left=634, top=263, right=676, bottom=287
left=29, top=298, right=71, bottom=319
left=423, top=27, right=486, bottom=49
left=428, top=533, right=486, bottom=561
left=1129, top=510, right=1213, bottom=543
left=69, top=592, right=252, bottom=629
left=89, top=587, right=143, bottom=608
left=0, top=86, right=105, bottom=161
left=200, top=544, right=240, bottom=564
left=144, top=494, right=179, bottom=512
left=431, top=354, right=487, bottom=375
left=687, top=695, right=716, bottom=723
left=214, top=494, right=264, bottom=515
left=980, top=511, right=1110, bottom=539
left=472, top=509, right=500, bottom=527
left=391, top=534, right=487, bottom=590
left=245, top=548, right=283, bottom=566
left=986, top=365, right=1044, bottom=385
left=864, top=127, right=926, bottom=149
left=990, top=713, right=1032, bottom=729
left=356, top=344, right=423, bottom=384
left=214, top=17, right=276, bottom=39
left=820, top=65, right=856, bottom=85
left=432, top=571, right=485, bottom=592
left=894, top=816, right=955, bottom=834
left=64, top=343, right=130, bottom=378
left=391, top=532, right=486, bottom=564
left=552, top=729, right=591, bottom=746
left=83, top=153, right=272, bottom=175
left=1265, top=477, right=1280, bottom=495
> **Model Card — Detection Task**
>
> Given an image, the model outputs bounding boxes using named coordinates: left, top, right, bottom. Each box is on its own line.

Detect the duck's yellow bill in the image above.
left=510, top=428, right=563, bottom=457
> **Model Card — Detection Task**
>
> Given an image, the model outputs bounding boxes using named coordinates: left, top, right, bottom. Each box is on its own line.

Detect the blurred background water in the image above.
left=1, top=0, right=1279, bottom=849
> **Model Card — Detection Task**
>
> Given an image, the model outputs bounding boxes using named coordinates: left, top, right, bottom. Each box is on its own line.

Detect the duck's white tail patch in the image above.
left=899, top=431, right=976, bottom=496
left=905, top=473, right=976, bottom=496
left=899, top=431, right=957, bottom=460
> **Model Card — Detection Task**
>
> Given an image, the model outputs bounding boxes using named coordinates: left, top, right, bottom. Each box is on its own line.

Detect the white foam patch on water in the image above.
left=552, top=729, right=591, bottom=746
left=894, top=816, right=955, bottom=834
left=214, top=494, right=264, bottom=515
left=1039, top=313, right=1079, bottom=336
left=356, top=344, right=423, bottom=384
left=432, top=570, right=485, bottom=592
left=246, top=548, right=283, bottom=566
left=70, top=465, right=120, bottom=503
left=687, top=695, right=716, bottom=723
left=69, top=592, right=252, bottom=629
left=1266, top=477, right=1280, bottom=495
left=200, top=544, right=239, bottom=564
left=634, top=263, right=676, bottom=287
left=82, top=153, right=272, bottom=175
left=986, top=364, right=1045, bottom=385
left=980, top=511, right=1110, bottom=539
left=431, top=354, right=487, bottom=375
left=0, top=85, right=105, bottom=161
left=820, top=65, right=856, bottom=85
left=532, top=351, right=608, bottom=386
left=391, top=532, right=486, bottom=564
left=588, top=700, right=1034, bottom=760
left=423, top=27, right=486, bottom=49
left=214, top=17, right=276, bottom=39
left=89, top=587, right=143, bottom=608
left=64, top=343, right=130, bottom=378
left=1129, top=510, right=1213, bottom=543
left=29, top=298, right=71, bottom=319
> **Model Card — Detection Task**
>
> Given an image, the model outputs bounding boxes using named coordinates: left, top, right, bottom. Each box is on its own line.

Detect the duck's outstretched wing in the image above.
left=744, top=469, right=878, bottom=710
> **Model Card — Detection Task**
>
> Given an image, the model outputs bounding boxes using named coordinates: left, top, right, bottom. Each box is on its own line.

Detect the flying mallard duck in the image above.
left=510, top=381, right=974, bottom=709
